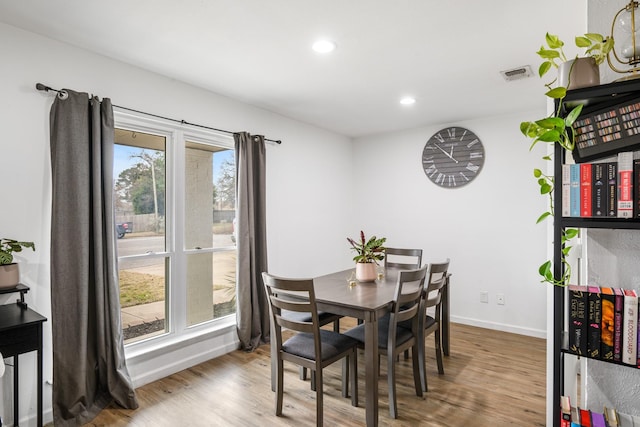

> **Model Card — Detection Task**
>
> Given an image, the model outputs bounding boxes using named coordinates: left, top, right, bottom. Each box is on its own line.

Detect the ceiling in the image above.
left=0, top=0, right=588, bottom=138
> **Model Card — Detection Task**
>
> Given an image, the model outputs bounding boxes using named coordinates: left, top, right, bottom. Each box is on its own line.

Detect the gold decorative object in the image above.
left=608, top=0, right=640, bottom=79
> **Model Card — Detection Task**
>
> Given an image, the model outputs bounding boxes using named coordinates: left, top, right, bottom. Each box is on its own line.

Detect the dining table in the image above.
left=269, top=267, right=450, bottom=427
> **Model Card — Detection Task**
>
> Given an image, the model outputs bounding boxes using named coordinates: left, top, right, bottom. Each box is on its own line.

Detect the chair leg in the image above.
left=300, top=366, right=307, bottom=380
left=275, top=358, right=284, bottom=416
left=435, top=328, right=445, bottom=375
left=311, top=370, right=316, bottom=391
left=418, top=330, right=427, bottom=393
left=411, top=343, right=423, bottom=397
left=404, top=348, right=409, bottom=360
left=333, top=319, right=340, bottom=332
left=351, top=350, right=358, bottom=407
left=316, top=370, right=323, bottom=427
left=387, top=350, right=398, bottom=419
left=341, top=357, right=349, bottom=398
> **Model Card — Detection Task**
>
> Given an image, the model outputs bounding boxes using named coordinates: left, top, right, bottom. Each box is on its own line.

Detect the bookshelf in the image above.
left=553, top=79, right=640, bottom=427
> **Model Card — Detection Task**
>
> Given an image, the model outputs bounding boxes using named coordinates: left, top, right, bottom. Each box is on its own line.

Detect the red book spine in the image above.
left=581, top=163, right=592, bottom=217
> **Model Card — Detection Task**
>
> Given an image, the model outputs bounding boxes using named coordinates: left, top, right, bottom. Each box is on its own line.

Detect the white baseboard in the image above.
left=451, top=315, right=546, bottom=339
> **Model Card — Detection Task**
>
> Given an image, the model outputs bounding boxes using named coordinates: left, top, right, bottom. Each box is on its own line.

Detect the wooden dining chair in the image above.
left=414, top=259, right=450, bottom=392
left=343, top=265, right=427, bottom=419
left=384, top=247, right=423, bottom=271
left=262, top=272, right=358, bottom=426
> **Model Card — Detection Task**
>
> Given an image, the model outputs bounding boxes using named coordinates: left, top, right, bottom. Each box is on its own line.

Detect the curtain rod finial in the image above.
left=36, top=83, right=50, bottom=92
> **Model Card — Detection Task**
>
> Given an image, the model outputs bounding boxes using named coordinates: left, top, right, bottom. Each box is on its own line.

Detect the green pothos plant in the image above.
left=520, top=33, right=612, bottom=286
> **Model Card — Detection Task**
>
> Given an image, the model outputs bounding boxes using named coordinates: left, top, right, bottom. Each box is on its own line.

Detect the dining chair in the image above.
left=343, top=265, right=427, bottom=419
left=262, top=272, right=358, bottom=426
left=413, top=259, right=450, bottom=392
left=384, top=247, right=423, bottom=271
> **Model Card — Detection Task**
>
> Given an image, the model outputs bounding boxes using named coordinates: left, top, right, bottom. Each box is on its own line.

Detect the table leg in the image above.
left=37, top=325, right=43, bottom=427
left=442, top=275, right=450, bottom=356
left=364, top=311, right=378, bottom=427
left=13, top=355, right=18, bottom=427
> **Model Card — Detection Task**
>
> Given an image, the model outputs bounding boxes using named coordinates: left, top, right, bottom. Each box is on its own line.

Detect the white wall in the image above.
left=352, top=114, right=549, bottom=336
left=0, top=22, right=353, bottom=425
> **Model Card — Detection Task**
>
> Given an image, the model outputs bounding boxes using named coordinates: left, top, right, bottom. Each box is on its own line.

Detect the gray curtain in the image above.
left=49, top=89, right=138, bottom=425
left=234, top=132, right=269, bottom=351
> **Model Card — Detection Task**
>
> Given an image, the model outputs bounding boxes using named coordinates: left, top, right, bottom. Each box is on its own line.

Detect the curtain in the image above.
left=234, top=132, right=269, bottom=351
left=49, top=89, right=138, bottom=425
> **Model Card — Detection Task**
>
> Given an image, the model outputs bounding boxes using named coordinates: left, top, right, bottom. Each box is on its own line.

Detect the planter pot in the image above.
left=355, top=263, right=377, bottom=282
left=558, top=57, right=600, bottom=90
left=0, top=263, right=20, bottom=289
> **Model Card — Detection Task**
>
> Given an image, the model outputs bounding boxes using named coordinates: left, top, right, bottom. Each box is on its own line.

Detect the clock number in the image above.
left=466, top=162, right=480, bottom=173
left=425, top=164, right=437, bottom=177
left=448, top=175, right=456, bottom=187
left=422, top=155, right=434, bottom=163
left=459, top=129, right=468, bottom=141
left=459, top=171, right=470, bottom=181
left=467, top=138, right=480, bottom=148
left=435, top=172, right=445, bottom=185
left=447, top=127, right=455, bottom=139
left=470, top=151, right=483, bottom=159
left=434, top=133, right=445, bottom=144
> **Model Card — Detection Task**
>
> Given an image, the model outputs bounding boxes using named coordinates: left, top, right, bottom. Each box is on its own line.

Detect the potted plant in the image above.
left=520, top=33, right=613, bottom=287
left=0, top=238, right=35, bottom=289
left=521, top=33, right=613, bottom=154
left=347, top=231, right=386, bottom=282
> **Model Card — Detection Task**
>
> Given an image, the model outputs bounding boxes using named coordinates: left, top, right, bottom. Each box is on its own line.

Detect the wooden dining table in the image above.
left=270, top=267, right=450, bottom=426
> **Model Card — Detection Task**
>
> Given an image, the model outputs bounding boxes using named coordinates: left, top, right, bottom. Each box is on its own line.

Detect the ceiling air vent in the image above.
left=500, top=66, right=533, bottom=81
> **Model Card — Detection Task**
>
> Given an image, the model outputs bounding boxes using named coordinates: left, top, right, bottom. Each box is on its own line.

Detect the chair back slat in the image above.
left=384, top=247, right=423, bottom=271
left=262, top=273, right=320, bottom=336
left=389, top=266, right=427, bottom=327
left=423, top=259, right=450, bottom=311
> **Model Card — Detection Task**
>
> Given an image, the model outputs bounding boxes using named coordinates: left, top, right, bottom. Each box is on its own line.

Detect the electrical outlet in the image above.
left=480, top=291, right=489, bottom=303
left=497, top=293, right=505, bottom=305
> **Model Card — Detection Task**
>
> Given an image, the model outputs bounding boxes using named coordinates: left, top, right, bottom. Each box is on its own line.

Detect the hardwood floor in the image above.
left=83, top=320, right=546, bottom=426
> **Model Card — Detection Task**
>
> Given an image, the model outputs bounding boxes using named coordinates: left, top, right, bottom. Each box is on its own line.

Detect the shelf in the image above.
left=559, top=217, right=640, bottom=230
left=0, top=283, right=30, bottom=308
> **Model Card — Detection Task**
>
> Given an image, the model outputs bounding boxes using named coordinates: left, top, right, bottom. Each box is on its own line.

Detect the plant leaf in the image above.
left=545, top=87, right=567, bottom=99
left=536, top=212, right=551, bottom=223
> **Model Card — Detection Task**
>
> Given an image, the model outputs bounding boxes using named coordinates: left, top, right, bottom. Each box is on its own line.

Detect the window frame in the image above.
left=114, top=109, right=237, bottom=358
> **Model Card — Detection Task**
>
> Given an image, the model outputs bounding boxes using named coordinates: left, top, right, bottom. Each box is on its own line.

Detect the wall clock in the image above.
left=422, top=126, right=485, bottom=188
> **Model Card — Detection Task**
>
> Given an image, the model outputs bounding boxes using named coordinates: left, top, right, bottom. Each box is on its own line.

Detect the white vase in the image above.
left=558, top=57, right=600, bottom=90
left=355, top=263, right=377, bottom=282
left=0, top=263, right=20, bottom=289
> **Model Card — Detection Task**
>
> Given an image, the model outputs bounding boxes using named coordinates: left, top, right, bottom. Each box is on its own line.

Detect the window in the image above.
left=113, top=111, right=236, bottom=346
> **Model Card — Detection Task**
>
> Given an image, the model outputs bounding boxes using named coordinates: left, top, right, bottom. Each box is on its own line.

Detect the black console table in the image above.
left=0, top=292, right=46, bottom=427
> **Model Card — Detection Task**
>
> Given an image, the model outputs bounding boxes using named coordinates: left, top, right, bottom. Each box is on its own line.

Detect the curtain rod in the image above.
left=35, top=83, right=282, bottom=144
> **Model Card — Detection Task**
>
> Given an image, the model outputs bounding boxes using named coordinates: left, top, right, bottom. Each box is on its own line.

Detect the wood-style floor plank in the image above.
left=80, top=320, right=546, bottom=426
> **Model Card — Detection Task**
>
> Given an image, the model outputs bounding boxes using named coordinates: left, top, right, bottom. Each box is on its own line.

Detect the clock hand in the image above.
left=434, top=143, right=459, bottom=163
left=448, top=145, right=458, bottom=162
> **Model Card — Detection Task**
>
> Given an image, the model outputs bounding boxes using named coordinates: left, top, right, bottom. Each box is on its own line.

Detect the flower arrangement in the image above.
left=347, top=231, right=386, bottom=264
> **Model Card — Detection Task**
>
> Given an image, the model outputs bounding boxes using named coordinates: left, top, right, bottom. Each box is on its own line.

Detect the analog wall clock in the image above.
left=422, top=126, right=485, bottom=188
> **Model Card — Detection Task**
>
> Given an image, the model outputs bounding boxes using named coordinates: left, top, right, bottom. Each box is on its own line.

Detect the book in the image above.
left=592, top=162, right=606, bottom=216
left=560, top=396, right=571, bottom=427
left=600, top=287, right=615, bottom=360
left=581, top=163, right=592, bottom=217
left=618, top=151, right=634, bottom=218
left=587, top=286, right=601, bottom=359
left=571, top=407, right=581, bottom=427
left=604, top=406, right=619, bottom=427
left=614, top=288, right=624, bottom=362
left=562, top=164, right=571, bottom=217
left=635, top=158, right=640, bottom=218
left=580, top=408, right=592, bottom=427
left=591, top=411, right=606, bottom=427
left=568, top=285, right=589, bottom=356
left=607, top=162, right=618, bottom=217
left=622, top=288, right=638, bottom=365
left=570, top=164, right=581, bottom=217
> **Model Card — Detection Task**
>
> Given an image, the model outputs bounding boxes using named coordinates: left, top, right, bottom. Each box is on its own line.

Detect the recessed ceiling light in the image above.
left=312, top=39, right=337, bottom=53
left=400, top=97, right=416, bottom=105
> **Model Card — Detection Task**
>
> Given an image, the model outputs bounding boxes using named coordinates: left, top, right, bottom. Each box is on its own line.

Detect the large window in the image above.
left=113, top=112, right=236, bottom=346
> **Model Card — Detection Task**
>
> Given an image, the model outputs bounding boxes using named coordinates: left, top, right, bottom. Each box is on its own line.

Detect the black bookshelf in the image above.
left=552, top=80, right=640, bottom=427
